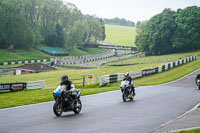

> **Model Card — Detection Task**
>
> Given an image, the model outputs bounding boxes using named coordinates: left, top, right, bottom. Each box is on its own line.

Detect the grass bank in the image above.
left=135, top=58, right=200, bottom=85
left=0, top=48, right=106, bottom=63
left=0, top=49, right=50, bottom=63
left=176, top=129, right=200, bottom=133
left=69, top=48, right=106, bottom=56
left=105, top=24, right=136, bottom=47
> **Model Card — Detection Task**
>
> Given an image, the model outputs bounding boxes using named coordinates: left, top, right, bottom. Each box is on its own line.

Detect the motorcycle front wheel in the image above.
left=73, top=99, right=82, bottom=114
left=198, top=84, right=200, bottom=90
left=53, top=102, right=63, bottom=116
left=122, top=91, right=126, bottom=102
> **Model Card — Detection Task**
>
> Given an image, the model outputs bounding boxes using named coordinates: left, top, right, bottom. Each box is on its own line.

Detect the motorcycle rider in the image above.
left=195, top=74, right=200, bottom=85
left=60, top=75, right=77, bottom=105
left=123, top=72, right=135, bottom=96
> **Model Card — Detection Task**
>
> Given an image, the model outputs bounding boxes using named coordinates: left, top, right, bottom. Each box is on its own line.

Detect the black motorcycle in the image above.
left=196, top=79, right=200, bottom=90
left=53, top=85, right=82, bottom=116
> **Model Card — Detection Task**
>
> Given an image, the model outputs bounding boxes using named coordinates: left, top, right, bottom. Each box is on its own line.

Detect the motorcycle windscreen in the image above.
left=54, top=89, right=62, bottom=97
left=120, top=81, right=129, bottom=88
left=53, top=85, right=65, bottom=97
left=77, top=89, right=81, bottom=96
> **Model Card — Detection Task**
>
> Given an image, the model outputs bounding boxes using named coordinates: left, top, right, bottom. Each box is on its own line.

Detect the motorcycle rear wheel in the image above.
left=53, top=102, right=63, bottom=116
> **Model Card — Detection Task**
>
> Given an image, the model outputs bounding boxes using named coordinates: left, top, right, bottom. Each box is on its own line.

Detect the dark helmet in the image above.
left=61, top=75, right=68, bottom=82
left=124, top=72, right=129, bottom=77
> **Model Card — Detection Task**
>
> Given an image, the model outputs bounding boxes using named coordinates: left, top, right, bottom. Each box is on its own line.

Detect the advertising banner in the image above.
left=0, top=83, right=26, bottom=94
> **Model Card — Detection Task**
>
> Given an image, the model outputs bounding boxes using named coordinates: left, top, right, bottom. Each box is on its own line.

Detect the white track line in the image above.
left=151, top=104, right=200, bottom=133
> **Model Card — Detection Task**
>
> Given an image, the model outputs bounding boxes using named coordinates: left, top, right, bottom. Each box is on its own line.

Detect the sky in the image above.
left=63, top=0, right=200, bottom=22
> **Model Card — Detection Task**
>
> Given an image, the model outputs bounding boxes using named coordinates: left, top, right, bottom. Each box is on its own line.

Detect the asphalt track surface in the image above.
left=0, top=69, right=200, bottom=133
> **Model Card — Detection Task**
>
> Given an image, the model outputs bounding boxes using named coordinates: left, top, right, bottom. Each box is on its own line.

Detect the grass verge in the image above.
left=135, top=59, right=200, bottom=85
left=176, top=129, right=200, bottom=133
left=0, top=85, right=119, bottom=109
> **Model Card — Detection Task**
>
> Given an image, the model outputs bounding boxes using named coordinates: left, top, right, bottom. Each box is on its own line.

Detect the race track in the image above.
left=0, top=69, right=200, bottom=133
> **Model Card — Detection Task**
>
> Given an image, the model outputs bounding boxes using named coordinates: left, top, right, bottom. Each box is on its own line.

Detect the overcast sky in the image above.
left=63, top=0, right=200, bottom=22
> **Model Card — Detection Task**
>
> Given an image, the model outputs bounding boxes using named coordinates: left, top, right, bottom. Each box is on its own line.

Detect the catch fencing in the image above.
left=71, top=75, right=98, bottom=86
left=100, top=55, right=197, bottom=85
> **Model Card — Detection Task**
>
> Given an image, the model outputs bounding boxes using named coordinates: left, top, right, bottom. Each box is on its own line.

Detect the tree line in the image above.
left=135, top=6, right=200, bottom=55
left=104, top=17, right=135, bottom=27
left=0, top=0, right=106, bottom=50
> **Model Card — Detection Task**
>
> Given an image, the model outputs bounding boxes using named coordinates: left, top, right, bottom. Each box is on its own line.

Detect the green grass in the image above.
left=105, top=24, right=136, bottom=47
left=198, top=104, right=200, bottom=108
left=69, top=48, right=105, bottom=56
left=176, top=129, right=200, bottom=133
left=0, top=63, right=160, bottom=88
left=0, top=85, right=119, bottom=109
left=0, top=71, right=12, bottom=75
left=0, top=48, right=106, bottom=63
left=0, top=49, right=51, bottom=63
left=0, top=52, right=199, bottom=88
left=0, top=64, right=22, bottom=68
left=107, top=51, right=198, bottom=66
left=135, top=58, right=200, bottom=85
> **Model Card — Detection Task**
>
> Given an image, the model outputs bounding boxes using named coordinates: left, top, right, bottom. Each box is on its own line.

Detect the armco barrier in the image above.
left=109, top=75, right=118, bottom=83
left=129, top=71, right=143, bottom=79
left=142, top=69, right=155, bottom=76
left=100, top=55, right=197, bottom=85
left=26, top=80, right=45, bottom=90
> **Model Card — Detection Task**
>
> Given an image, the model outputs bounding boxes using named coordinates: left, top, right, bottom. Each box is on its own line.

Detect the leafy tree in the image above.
left=136, top=6, right=200, bottom=55
left=100, top=18, right=106, bottom=40
left=135, top=9, right=177, bottom=55
left=0, top=0, right=106, bottom=50
left=172, top=6, right=200, bottom=51
left=136, top=21, right=141, bottom=27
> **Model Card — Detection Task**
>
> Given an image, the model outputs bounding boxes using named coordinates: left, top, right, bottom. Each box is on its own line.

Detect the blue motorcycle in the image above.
left=53, top=85, right=82, bottom=116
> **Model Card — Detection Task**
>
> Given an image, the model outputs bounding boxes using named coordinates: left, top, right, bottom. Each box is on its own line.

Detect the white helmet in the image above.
left=124, top=72, right=129, bottom=77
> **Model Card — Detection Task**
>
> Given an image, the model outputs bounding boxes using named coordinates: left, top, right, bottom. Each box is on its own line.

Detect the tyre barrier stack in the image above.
left=100, top=55, right=197, bottom=85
